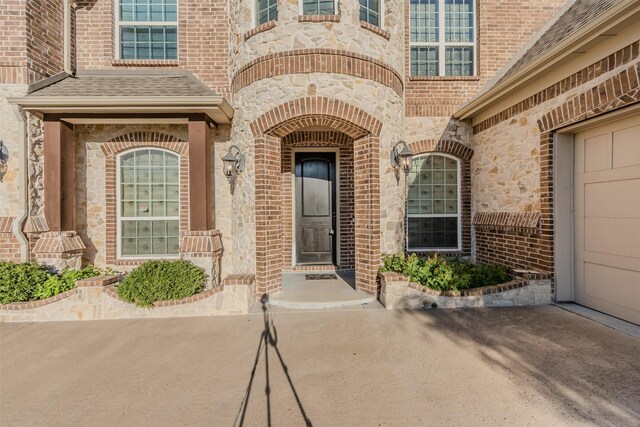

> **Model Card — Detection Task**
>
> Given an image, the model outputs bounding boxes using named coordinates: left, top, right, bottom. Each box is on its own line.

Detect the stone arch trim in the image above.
left=102, top=136, right=189, bottom=266
left=101, top=132, right=187, bottom=157
left=407, top=139, right=474, bottom=160
left=406, top=139, right=472, bottom=256
left=250, top=97, right=382, bottom=138
left=232, top=49, right=404, bottom=96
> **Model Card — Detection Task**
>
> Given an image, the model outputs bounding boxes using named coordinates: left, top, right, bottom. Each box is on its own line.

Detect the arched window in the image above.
left=117, top=148, right=180, bottom=258
left=407, top=154, right=460, bottom=250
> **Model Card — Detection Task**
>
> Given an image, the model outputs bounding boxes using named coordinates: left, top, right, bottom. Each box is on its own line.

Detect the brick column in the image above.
left=43, top=119, right=75, bottom=232
left=255, top=134, right=283, bottom=295
left=187, top=118, right=213, bottom=230
left=353, top=135, right=380, bottom=293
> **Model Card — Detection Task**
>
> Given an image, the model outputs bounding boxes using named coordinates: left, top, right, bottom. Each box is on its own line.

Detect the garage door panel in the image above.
left=584, top=133, right=612, bottom=172
left=584, top=179, right=640, bottom=219
left=582, top=262, right=640, bottom=325
left=574, top=114, right=640, bottom=325
left=612, top=124, right=640, bottom=169
left=584, top=218, right=640, bottom=259
left=583, top=251, right=640, bottom=273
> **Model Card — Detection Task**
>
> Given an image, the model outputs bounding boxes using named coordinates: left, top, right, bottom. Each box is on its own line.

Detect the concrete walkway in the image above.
left=267, top=271, right=377, bottom=309
left=1, top=306, right=639, bottom=426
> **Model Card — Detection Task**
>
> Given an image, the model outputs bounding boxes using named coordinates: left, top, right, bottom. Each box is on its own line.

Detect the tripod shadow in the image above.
left=236, top=295, right=312, bottom=427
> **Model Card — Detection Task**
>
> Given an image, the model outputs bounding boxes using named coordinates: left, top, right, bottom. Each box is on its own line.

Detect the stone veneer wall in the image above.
left=75, top=124, right=189, bottom=269
left=471, top=40, right=640, bottom=277
left=224, top=0, right=407, bottom=293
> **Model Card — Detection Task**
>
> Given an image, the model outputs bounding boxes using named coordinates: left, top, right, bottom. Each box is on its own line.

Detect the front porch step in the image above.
left=266, top=293, right=376, bottom=310
left=264, top=271, right=377, bottom=310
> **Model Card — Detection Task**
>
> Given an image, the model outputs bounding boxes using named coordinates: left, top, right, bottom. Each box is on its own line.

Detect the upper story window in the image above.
left=360, top=0, right=380, bottom=26
left=300, top=0, right=337, bottom=15
left=256, top=0, right=278, bottom=25
left=410, top=0, right=475, bottom=76
left=407, top=154, right=460, bottom=251
left=118, top=149, right=180, bottom=258
left=117, top=0, right=178, bottom=60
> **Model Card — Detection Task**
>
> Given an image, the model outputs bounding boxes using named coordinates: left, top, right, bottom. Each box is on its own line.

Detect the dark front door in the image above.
left=295, top=152, right=336, bottom=265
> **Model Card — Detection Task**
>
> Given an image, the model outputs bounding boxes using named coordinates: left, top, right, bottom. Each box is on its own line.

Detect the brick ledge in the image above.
left=379, top=272, right=529, bottom=297
left=244, top=20, right=277, bottom=41
left=359, top=21, right=390, bottom=40
left=0, top=288, right=78, bottom=310
left=298, top=15, right=340, bottom=23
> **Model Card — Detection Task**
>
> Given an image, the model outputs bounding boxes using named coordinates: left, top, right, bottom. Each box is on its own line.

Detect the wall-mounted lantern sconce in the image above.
left=390, top=140, right=414, bottom=183
left=0, top=140, right=9, bottom=183
left=221, top=145, right=245, bottom=194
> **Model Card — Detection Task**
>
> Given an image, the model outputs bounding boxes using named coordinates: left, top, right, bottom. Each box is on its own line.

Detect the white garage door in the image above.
left=574, top=115, right=640, bottom=325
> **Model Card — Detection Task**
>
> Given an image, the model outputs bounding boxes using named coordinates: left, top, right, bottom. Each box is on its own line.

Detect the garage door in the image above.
left=574, top=114, right=640, bottom=325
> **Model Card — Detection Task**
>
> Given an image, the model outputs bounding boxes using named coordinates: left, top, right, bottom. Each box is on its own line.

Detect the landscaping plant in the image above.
left=116, top=260, right=207, bottom=307
left=380, top=253, right=511, bottom=292
left=0, top=262, right=106, bottom=304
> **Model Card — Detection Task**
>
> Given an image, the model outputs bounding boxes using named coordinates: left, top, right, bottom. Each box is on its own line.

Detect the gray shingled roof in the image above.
left=495, top=0, right=620, bottom=86
left=29, top=70, right=219, bottom=97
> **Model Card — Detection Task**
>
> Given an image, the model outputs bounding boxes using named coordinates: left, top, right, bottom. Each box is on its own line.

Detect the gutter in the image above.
left=455, top=0, right=640, bottom=120
left=10, top=106, right=29, bottom=262
left=7, top=96, right=226, bottom=108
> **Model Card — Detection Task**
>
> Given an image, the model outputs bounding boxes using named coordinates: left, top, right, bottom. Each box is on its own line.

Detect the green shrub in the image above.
left=116, top=260, right=207, bottom=307
left=0, top=262, right=108, bottom=304
left=33, top=265, right=106, bottom=300
left=380, top=253, right=511, bottom=292
left=0, top=262, right=51, bottom=304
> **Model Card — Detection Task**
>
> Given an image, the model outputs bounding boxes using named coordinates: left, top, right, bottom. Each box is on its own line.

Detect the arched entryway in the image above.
left=250, top=97, right=382, bottom=295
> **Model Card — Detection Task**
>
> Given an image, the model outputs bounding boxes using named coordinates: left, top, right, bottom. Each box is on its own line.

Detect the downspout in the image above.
left=63, top=0, right=73, bottom=75
left=11, top=106, right=29, bottom=262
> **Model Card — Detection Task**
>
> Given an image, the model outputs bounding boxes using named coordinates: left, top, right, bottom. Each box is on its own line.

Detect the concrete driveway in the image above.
left=1, top=306, right=639, bottom=426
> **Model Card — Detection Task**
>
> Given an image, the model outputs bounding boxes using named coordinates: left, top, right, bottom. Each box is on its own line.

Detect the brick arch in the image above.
left=252, top=97, right=381, bottom=296
left=250, top=97, right=382, bottom=138
left=407, top=139, right=473, bottom=160
left=101, top=131, right=187, bottom=157
left=101, top=134, right=189, bottom=266
left=406, top=139, right=472, bottom=256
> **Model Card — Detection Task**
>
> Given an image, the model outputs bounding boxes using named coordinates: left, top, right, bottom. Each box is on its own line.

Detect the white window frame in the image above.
left=409, top=0, right=476, bottom=76
left=406, top=153, right=462, bottom=252
left=254, top=0, right=278, bottom=26
left=359, top=0, right=384, bottom=28
left=298, top=0, right=339, bottom=15
left=116, top=148, right=181, bottom=260
left=114, top=0, right=179, bottom=60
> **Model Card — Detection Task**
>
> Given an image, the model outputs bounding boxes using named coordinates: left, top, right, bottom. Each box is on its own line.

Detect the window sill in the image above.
left=409, top=75, right=480, bottom=81
left=112, top=59, right=179, bottom=67
left=297, top=14, right=340, bottom=23
left=244, top=20, right=277, bottom=41
left=359, top=21, right=390, bottom=40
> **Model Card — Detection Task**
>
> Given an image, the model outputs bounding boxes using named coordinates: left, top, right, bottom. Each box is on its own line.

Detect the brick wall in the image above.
left=75, top=0, right=230, bottom=95
left=0, top=217, right=20, bottom=263
left=471, top=41, right=640, bottom=287
left=280, top=131, right=355, bottom=270
left=0, top=0, right=64, bottom=84
left=405, top=0, right=567, bottom=116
